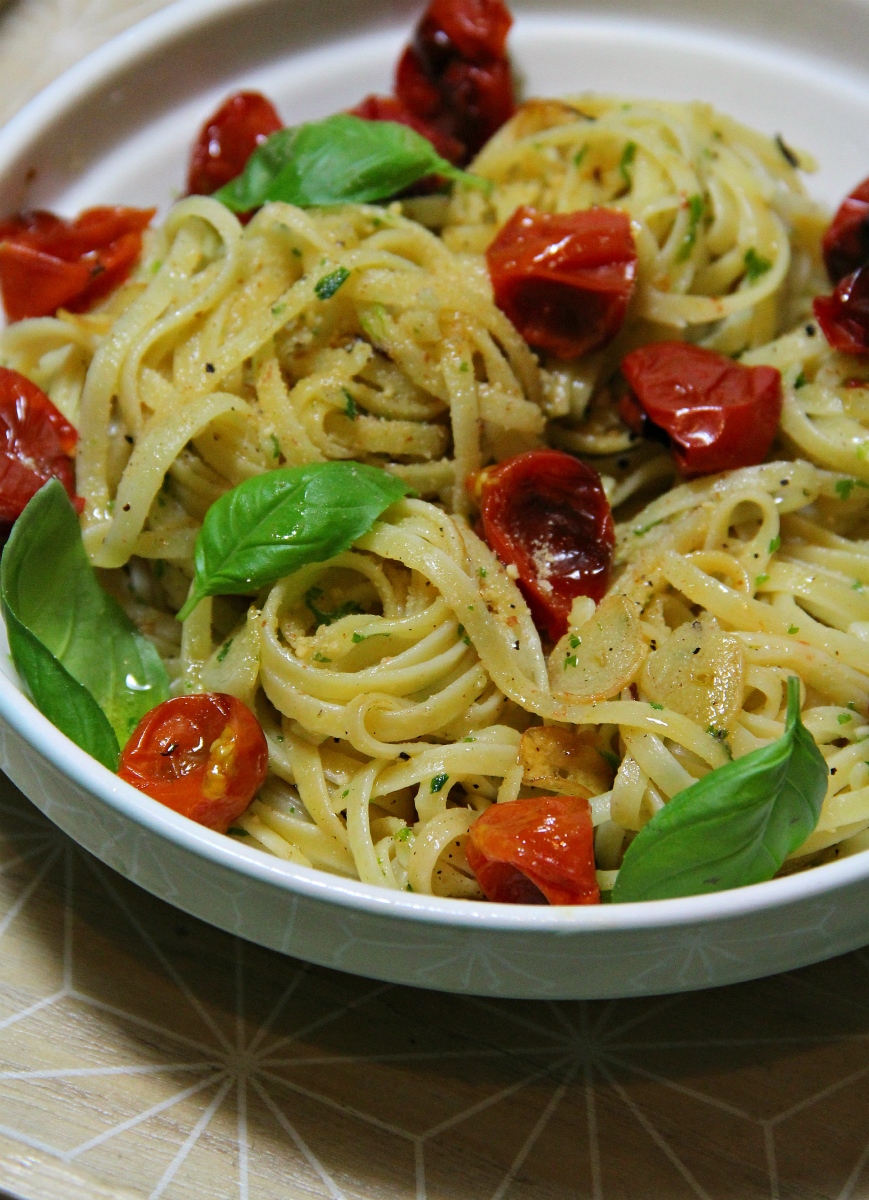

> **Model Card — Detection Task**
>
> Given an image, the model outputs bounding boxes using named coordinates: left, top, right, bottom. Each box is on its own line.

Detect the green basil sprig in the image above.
left=612, top=677, right=828, bottom=902
left=1, top=480, right=170, bottom=769
left=177, top=461, right=412, bottom=619
left=213, top=114, right=488, bottom=213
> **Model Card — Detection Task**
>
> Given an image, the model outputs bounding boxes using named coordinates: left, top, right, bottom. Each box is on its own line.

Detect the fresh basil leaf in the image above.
left=213, top=114, right=487, bottom=212
left=1, top=480, right=170, bottom=759
left=612, top=677, right=828, bottom=902
left=2, top=604, right=120, bottom=771
left=178, top=462, right=412, bottom=619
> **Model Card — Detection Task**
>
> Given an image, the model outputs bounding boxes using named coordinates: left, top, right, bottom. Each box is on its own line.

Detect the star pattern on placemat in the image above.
left=3, top=788, right=869, bottom=1199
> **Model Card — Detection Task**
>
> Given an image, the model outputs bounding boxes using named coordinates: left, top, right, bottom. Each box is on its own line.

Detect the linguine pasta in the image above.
left=3, top=95, right=869, bottom=900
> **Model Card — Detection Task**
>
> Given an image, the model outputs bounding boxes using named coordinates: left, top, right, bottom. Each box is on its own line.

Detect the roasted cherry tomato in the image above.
left=395, top=0, right=515, bottom=163
left=466, top=795, right=600, bottom=905
left=0, top=367, right=81, bottom=521
left=823, top=176, right=869, bottom=284
left=813, top=265, right=869, bottom=356
left=0, top=206, right=154, bottom=322
left=620, top=341, right=783, bottom=477
left=349, top=94, right=465, bottom=167
left=420, top=0, right=512, bottom=61
left=187, top=91, right=283, bottom=196
left=118, top=693, right=269, bottom=833
left=472, top=448, right=614, bottom=642
left=486, top=206, right=638, bottom=359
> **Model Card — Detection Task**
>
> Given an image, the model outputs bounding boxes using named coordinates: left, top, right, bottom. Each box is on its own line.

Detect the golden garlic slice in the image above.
left=548, top=594, right=647, bottom=701
left=641, top=618, right=744, bottom=729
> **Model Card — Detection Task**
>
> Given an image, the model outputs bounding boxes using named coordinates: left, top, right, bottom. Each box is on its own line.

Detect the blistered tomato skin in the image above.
left=486, top=206, right=638, bottom=359
left=814, top=265, right=869, bottom=356
left=118, top=693, right=269, bottom=834
left=0, top=367, right=81, bottom=522
left=823, top=177, right=869, bottom=284
left=0, top=207, right=154, bottom=322
left=473, top=448, right=615, bottom=642
left=620, top=341, right=783, bottom=477
left=187, top=91, right=283, bottom=196
left=466, top=795, right=600, bottom=906
left=395, top=0, right=515, bottom=163
left=420, top=0, right=512, bottom=62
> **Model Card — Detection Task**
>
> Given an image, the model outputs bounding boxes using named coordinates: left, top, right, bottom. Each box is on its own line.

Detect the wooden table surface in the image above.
left=3, top=2, right=869, bottom=1197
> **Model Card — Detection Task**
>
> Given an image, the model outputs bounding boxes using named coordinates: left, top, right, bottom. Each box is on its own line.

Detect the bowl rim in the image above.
left=4, top=652, right=867, bottom=933
left=2, top=0, right=869, bottom=936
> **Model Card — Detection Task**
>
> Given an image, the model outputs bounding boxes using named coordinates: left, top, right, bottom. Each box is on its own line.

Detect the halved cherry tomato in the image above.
left=486, top=206, right=638, bottom=359
left=466, top=795, right=600, bottom=905
left=0, top=367, right=81, bottom=521
left=472, top=448, right=614, bottom=642
left=813, top=265, right=869, bottom=356
left=395, top=0, right=515, bottom=163
left=187, top=91, right=283, bottom=196
left=620, top=341, right=783, bottom=477
left=0, top=206, right=155, bottom=322
left=349, top=94, right=465, bottom=166
left=118, top=693, right=269, bottom=833
left=823, top=176, right=869, bottom=284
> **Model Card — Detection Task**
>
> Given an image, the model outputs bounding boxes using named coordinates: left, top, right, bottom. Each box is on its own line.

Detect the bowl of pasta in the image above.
left=1, top=0, right=869, bottom=999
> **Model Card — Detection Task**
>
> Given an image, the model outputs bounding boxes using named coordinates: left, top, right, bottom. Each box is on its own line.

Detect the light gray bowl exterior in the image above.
left=2, top=0, right=869, bottom=998
left=3, top=698, right=868, bottom=999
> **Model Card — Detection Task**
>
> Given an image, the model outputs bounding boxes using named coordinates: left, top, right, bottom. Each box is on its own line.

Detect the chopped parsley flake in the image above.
left=430, top=773, right=449, bottom=793
left=342, top=388, right=357, bottom=419
left=569, top=634, right=581, bottom=648
left=305, top=586, right=363, bottom=627
left=574, top=144, right=588, bottom=167
left=676, top=194, right=704, bottom=263
left=270, top=433, right=281, bottom=459
left=313, top=652, right=332, bottom=663
left=598, top=749, right=620, bottom=771
left=743, top=247, right=772, bottom=281
left=618, top=140, right=637, bottom=187
left=835, top=478, right=869, bottom=500
left=271, top=302, right=287, bottom=317
left=755, top=573, right=769, bottom=587
left=794, top=370, right=807, bottom=389
left=564, top=655, right=578, bottom=669
left=351, top=631, right=367, bottom=643
left=769, top=536, right=781, bottom=553
left=649, top=701, right=664, bottom=711
left=216, top=638, right=233, bottom=663
left=633, top=517, right=666, bottom=538
left=788, top=624, right=799, bottom=635
left=839, top=712, right=853, bottom=725
left=315, top=266, right=350, bottom=300
left=227, top=826, right=249, bottom=836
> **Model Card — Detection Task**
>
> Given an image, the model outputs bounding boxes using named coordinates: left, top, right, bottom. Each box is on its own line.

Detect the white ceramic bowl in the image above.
left=2, top=0, right=869, bottom=1000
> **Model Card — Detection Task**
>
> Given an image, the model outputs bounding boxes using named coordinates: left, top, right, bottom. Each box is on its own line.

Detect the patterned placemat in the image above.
left=4, top=777, right=869, bottom=1200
